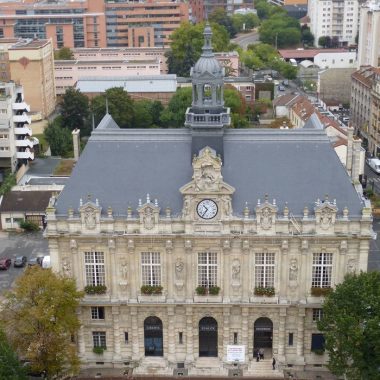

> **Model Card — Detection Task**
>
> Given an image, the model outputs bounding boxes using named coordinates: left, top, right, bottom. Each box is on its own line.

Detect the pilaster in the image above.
left=130, top=306, right=140, bottom=361
left=112, top=306, right=121, bottom=361
left=185, top=306, right=194, bottom=363
left=222, top=239, right=231, bottom=302
left=167, top=306, right=176, bottom=362
left=222, top=307, right=230, bottom=362
left=296, top=308, right=305, bottom=364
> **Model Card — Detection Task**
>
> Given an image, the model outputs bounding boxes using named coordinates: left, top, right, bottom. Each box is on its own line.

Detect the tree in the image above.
left=60, top=88, right=90, bottom=131
left=318, top=271, right=380, bottom=380
left=209, top=9, right=237, bottom=38
left=54, top=47, right=74, bottom=60
left=0, top=267, right=84, bottom=379
left=133, top=100, right=154, bottom=128
left=301, top=28, right=314, bottom=46
left=318, top=36, right=331, bottom=48
left=160, top=87, right=192, bottom=128
left=44, top=119, right=73, bottom=157
left=232, top=13, right=260, bottom=33
left=0, top=329, right=27, bottom=380
left=167, top=22, right=230, bottom=76
left=0, top=171, right=16, bottom=195
left=91, top=87, right=134, bottom=128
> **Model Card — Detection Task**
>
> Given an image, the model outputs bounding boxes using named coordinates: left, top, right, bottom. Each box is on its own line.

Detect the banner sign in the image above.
left=226, top=345, right=245, bottom=363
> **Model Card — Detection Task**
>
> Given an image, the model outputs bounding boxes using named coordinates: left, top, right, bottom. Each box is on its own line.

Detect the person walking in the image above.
left=256, top=350, right=260, bottom=362
left=259, top=347, right=264, bottom=360
left=272, top=357, right=276, bottom=370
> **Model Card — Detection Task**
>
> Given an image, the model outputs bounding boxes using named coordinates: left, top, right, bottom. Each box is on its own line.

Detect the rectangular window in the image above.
left=288, top=333, right=294, bottom=346
left=92, top=331, right=106, bottom=348
left=312, top=253, right=332, bottom=287
left=85, top=251, right=105, bottom=286
left=124, top=332, right=129, bottom=343
left=312, top=308, right=324, bottom=322
left=198, top=252, right=217, bottom=287
left=91, top=306, right=105, bottom=320
left=311, top=333, right=325, bottom=351
left=234, top=332, right=238, bottom=344
left=255, top=252, right=275, bottom=288
left=141, top=252, right=161, bottom=286
left=179, top=332, right=183, bottom=344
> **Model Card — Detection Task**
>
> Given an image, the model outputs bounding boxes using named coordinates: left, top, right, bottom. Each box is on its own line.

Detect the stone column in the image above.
left=166, top=240, right=173, bottom=300
left=242, top=240, right=250, bottom=302
left=300, top=240, right=308, bottom=301
left=185, top=306, right=194, bottom=363
left=222, top=308, right=230, bottom=362
left=185, top=240, right=193, bottom=302
left=296, top=308, right=305, bottom=362
left=109, top=238, right=117, bottom=300
left=128, top=239, right=137, bottom=302
left=222, top=240, right=231, bottom=302
left=112, top=306, right=121, bottom=361
left=241, top=307, right=249, bottom=362
left=131, top=306, right=140, bottom=361
left=280, top=240, right=288, bottom=300
left=167, top=306, right=176, bottom=363
left=278, top=307, right=287, bottom=360
left=77, top=308, right=86, bottom=359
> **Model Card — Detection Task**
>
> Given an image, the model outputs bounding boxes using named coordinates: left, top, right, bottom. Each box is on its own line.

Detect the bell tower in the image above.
left=185, top=24, right=231, bottom=160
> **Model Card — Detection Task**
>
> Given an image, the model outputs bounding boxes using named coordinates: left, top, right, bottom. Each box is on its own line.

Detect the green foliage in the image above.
left=224, top=86, right=249, bottom=127
left=254, top=286, right=275, bottom=296
left=232, top=13, right=260, bottom=33
left=259, top=14, right=301, bottom=48
left=54, top=47, right=74, bottom=60
left=318, top=36, right=331, bottom=48
left=84, top=285, right=107, bottom=294
left=208, top=286, right=220, bottom=295
left=93, top=346, right=106, bottom=355
left=60, top=88, right=90, bottom=132
left=196, top=286, right=220, bottom=295
left=160, top=87, right=192, bottom=128
left=19, top=220, right=39, bottom=232
left=311, top=348, right=325, bottom=355
left=0, top=329, right=27, bottom=380
left=195, top=286, right=207, bottom=295
left=44, top=120, right=73, bottom=157
left=310, top=287, right=332, bottom=296
left=301, top=27, right=315, bottom=46
left=255, top=0, right=273, bottom=19
left=0, top=267, right=84, bottom=378
left=0, top=172, right=16, bottom=196
left=140, top=285, right=163, bottom=295
left=132, top=100, right=164, bottom=128
left=318, top=272, right=380, bottom=379
left=167, top=22, right=230, bottom=77
left=91, top=87, right=134, bottom=128
left=209, top=8, right=237, bottom=38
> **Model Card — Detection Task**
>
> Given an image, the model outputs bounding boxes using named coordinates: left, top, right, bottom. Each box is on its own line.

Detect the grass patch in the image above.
left=53, top=159, right=76, bottom=176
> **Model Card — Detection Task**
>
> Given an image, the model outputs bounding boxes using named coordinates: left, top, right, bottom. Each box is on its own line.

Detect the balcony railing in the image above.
left=12, top=102, right=30, bottom=112
left=16, top=150, right=34, bottom=160
left=13, top=114, right=31, bottom=124
left=14, top=125, right=32, bottom=136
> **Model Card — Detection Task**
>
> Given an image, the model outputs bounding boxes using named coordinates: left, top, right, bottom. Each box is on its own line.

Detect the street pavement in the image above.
left=0, top=231, right=49, bottom=293
left=232, top=30, right=260, bottom=49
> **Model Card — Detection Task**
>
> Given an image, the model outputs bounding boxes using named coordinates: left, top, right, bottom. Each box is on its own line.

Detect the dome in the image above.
left=192, top=24, right=224, bottom=78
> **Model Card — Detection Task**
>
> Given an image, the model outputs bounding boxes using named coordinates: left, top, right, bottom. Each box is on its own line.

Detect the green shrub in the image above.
left=209, top=286, right=220, bottom=295
left=310, top=287, right=332, bottom=297
left=195, top=286, right=207, bottom=295
left=311, top=348, right=325, bottom=355
left=0, top=172, right=16, bottom=195
left=254, top=286, right=275, bottom=296
left=93, top=346, right=106, bottom=355
left=140, top=285, right=163, bottom=295
left=19, top=220, right=40, bottom=232
left=84, top=284, right=107, bottom=294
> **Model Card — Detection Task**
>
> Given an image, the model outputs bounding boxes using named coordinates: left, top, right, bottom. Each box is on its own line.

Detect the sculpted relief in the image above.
left=175, top=258, right=186, bottom=291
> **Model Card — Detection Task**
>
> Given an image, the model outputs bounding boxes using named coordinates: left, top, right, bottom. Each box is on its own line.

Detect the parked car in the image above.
left=278, top=85, right=285, bottom=91
left=0, top=258, right=11, bottom=270
left=14, top=255, right=27, bottom=268
left=28, top=257, right=42, bottom=267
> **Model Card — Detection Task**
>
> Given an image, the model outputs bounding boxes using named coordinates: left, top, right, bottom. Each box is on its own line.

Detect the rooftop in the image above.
left=279, top=48, right=349, bottom=59
left=0, top=190, right=53, bottom=213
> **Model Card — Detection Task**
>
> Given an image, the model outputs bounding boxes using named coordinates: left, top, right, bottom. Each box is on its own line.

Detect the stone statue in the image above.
left=261, top=207, right=273, bottom=229
left=347, top=259, right=356, bottom=273
left=62, top=259, right=71, bottom=277
left=120, top=261, right=128, bottom=279
left=143, top=208, right=154, bottom=230
left=289, top=258, right=298, bottom=281
left=182, top=197, right=190, bottom=217
left=232, top=259, right=241, bottom=284
left=223, top=197, right=232, bottom=216
left=84, top=208, right=96, bottom=229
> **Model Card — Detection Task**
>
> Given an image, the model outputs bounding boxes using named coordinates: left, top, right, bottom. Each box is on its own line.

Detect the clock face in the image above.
left=197, top=199, right=218, bottom=220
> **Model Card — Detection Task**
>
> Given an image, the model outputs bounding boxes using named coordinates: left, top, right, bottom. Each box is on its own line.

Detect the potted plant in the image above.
left=195, top=286, right=207, bottom=295
left=209, top=286, right=220, bottom=295
left=254, top=286, right=275, bottom=297
left=84, top=284, right=107, bottom=295
left=93, top=346, right=106, bottom=355
left=141, top=285, right=163, bottom=295
left=310, top=287, right=332, bottom=297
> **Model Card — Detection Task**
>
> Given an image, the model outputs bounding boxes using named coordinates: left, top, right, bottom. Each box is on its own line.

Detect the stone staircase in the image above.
left=133, top=356, right=172, bottom=376
left=246, top=358, right=284, bottom=378
left=189, top=357, right=227, bottom=376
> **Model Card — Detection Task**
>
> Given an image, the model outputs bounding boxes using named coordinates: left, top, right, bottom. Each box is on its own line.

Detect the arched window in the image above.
left=144, top=316, right=163, bottom=356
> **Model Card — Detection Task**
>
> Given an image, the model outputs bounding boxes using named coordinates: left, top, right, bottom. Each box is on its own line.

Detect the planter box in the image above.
left=250, top=296, right=279, bottom=304
left=138, top=294, right=166, bottom=303
left=194, top=295, right=222, bottom=303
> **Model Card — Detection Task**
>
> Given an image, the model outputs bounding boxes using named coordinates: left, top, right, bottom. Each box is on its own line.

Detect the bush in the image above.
left=84, top=285, right=107, bottom=294
left=311, top=348, right=325, bottom=355
left=93, top=346, right=106, bottom=355
left=0, top=172, right=16, bottom=196
left=209, top=286, right=220, bottom=295
left=19, top=220, right=40, bottom=232
left=310, top=287, right=332, bottom=296
left=195, top=286, right=207, bottom=295
left=254, top=286, right=275, bottom=296
left=140, top=285, right=163, bottom=295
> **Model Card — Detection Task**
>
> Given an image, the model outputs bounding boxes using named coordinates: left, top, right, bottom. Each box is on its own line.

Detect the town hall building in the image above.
left=45, top=26, right=372, bottom=378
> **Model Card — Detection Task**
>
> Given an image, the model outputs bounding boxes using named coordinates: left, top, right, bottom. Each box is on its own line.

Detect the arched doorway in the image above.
left=254, top=317, right=273, bottom=352
left=199, top=317, right=218, bottom=357
left=144, top=316, right=163, bottom=356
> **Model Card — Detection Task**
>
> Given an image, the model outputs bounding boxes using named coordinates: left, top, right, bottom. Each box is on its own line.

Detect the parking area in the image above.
left=0, top=231, right=49, bottom=293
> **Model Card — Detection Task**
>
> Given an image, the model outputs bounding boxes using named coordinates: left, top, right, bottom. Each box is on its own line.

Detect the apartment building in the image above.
left=0, top=82, right=34, bottom=173
left=358, top=0, right=380, bottom=67
left=0, top=38, right=56, bottom=118
left=0, top=0, right=188, bottom=49
left=308, top=0, right=359, bottom=47
left=351, top=66, right=376, bottom=144
left=369, top=68, right=380, bottom=156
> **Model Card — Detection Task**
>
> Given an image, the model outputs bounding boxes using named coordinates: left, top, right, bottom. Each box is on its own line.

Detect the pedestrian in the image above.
left=259, top=347, right=264, bottom=360
left=256, top=351, right=260, bottom=362
left=272, top=357, right=276, bottom=370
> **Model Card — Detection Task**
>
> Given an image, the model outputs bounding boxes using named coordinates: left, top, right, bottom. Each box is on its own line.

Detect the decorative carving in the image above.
left=315, top=197, right=338, bottom=230
left=231, top=259, right=241, bottom=286
left=120, top=261, right=128, bottom=279
left=143, top=207, right=154, bottom=230
left=255, top=196, right=277, bottom=231
left=289, top=258, right=298, bottom=281
left=347, top=259, right=356, bottom=273
left=175, top=258, right=186, bottom=291
left=260, top=207, right=273, bottom=229
left=222, top=196, right=232, bottom=217
left=79, top=200, right=101, bottom=231
left=182, top=197, right=190, bottom=217
left=18, top=56, right=30, bottom=69
left=84, top=207, right=96, bottom=229
left=62, top=258, right=71, bottom=277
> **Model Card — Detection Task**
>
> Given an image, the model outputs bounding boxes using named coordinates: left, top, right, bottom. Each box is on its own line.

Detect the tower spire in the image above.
left=202, top=23, right=214, bottom=57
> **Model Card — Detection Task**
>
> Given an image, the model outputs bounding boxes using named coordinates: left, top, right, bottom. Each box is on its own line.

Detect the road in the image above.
left=232, top=30, right=260, bottom=49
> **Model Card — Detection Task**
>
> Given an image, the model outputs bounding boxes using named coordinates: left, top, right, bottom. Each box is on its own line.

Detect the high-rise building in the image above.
left=0, top=82, right=34, bottom=173
left=0, top=38, right=56, bottom=118
left=358, top=0, right=380, bottom=67
left=45, top=26, right=371, bottom=379
left=308, top=0, right=359, bottom=47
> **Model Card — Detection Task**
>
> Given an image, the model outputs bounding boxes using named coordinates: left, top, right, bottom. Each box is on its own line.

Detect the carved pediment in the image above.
left=180, top=146, right=235, bottom=196
left=138, top=202, right=160, bottom=230
left=314, top=198, right=338, bottom=230
left=255, top=197, right=278, bottom=231
left=79, top=200, right=102, bottom=230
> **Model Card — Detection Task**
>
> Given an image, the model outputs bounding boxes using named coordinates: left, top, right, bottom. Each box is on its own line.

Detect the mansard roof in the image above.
left=54, top=128, right=364, bottom=218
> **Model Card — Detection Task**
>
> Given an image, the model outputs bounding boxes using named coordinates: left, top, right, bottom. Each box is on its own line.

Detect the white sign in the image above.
left=226, top=345, right=245, bottom=363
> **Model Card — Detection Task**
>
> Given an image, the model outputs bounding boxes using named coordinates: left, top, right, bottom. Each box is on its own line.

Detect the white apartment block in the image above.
left=358, top=0, right=380, bottom=67
left=308, top=0, right=359, bottom=47
left=0, top=82, right=34, bottom=173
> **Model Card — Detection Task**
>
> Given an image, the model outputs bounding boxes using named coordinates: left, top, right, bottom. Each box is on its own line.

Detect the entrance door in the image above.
left=199, top=317, right=218, bottom=357
left=254, top=317, right=273, bottom=350
left=144, top=316, right=163, bottom=356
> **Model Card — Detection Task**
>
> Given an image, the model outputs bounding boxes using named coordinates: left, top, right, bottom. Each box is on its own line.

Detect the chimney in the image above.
left=72, top=128, right=80, bottom=161
left=346, top=126, right=353, bottom=177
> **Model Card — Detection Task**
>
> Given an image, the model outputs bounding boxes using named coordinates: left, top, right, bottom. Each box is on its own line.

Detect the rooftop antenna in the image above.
left=92, top=112, right=95, bottom=131
left=105, top=96, right=109, bottom=114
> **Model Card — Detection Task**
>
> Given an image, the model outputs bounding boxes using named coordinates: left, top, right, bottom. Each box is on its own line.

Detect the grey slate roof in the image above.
left=55, top=127, right=364, bottom=218
left=96, top=113, right=120, bottom=130
left=303, top=113, right=324, bottom=129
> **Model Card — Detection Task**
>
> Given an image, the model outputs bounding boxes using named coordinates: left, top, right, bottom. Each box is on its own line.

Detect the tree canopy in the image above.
left=0, top=329, right=27, bottom=380
left=160, top=87, right=192, bottom=127
left=44, top=118, right=73, bottom=157
left=60, top=88, right=90, bottom=131
left=0, top=267, right=84, bottom=378
left=318, top=271, right=380, bottom=380
left=209, top=9, right=237, bottom=38
left=231, top=13, right=260, bottom=33
left=54, top=47, right=73, bottom=60
left=167, top=22, right=230, bottom=77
